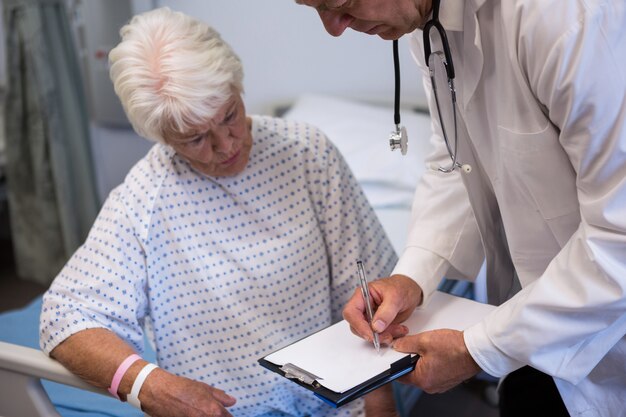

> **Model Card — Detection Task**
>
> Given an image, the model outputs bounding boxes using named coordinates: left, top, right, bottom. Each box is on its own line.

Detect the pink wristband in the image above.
left=108, top=353, right=141, bottom=399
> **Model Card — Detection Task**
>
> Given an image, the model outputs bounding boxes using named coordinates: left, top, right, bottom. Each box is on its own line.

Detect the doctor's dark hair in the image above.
left=108, top=7, right=244, bottom=144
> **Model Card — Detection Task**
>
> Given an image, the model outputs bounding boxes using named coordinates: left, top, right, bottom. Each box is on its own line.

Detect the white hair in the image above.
left=109, top=7, right=244, bottom=143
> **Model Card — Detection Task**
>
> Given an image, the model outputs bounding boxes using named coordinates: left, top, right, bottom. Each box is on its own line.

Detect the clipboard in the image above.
left=258, top=291, right=496, bottom=407
left=258, top=350, right=417, bottom=407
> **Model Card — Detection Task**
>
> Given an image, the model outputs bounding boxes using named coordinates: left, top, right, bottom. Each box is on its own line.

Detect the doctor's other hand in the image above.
left=140, top=368, right=237, bottom=417
left=343, top=274, right=422, bottom=346
left=393, top=329, right=481, bottom=393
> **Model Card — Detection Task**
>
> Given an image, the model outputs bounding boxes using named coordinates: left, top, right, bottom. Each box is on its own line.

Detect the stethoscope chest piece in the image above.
left=389, top=125, right=408, bottom=155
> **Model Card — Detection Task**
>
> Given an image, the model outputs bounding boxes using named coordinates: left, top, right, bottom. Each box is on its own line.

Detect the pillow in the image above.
left=282, top=94, right=433, bottom=209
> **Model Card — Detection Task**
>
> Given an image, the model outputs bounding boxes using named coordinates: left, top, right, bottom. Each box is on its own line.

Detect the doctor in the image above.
left=296, top=0, right=626, bottom=416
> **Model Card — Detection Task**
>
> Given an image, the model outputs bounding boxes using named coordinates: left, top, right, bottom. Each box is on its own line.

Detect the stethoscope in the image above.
left=388, top=39, right=408, bottom=155
left=389, top=0, right=471, bottom=174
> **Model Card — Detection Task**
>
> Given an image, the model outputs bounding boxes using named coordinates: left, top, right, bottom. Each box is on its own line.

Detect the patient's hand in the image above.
left=50, top=329, right=236, bottom=416
left=140, top=369, right=236, bottom=417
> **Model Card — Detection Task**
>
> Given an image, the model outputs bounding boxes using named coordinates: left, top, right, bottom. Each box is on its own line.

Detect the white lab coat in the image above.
left=395, top=0, right=626, bottom=415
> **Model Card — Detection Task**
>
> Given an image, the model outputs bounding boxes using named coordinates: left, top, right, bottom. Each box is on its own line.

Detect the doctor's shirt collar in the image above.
left=436, top=0, right=487, bottom=32
left=436, top=0, right=463, bottom=31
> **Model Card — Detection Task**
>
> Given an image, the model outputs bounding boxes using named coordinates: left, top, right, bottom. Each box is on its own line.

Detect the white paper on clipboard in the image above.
left=263, top=291, right=496, bottom=393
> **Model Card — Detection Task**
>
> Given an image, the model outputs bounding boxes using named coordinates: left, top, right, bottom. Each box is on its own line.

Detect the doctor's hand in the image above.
left=139, top=368, right=237, bottom=417
left=343, top=274, right=422, bottom=346
left=393, top=329, right=481, bottom=393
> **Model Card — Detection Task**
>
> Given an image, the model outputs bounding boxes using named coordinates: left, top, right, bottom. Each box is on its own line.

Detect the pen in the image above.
left=356, top=260, right=380, bottom=353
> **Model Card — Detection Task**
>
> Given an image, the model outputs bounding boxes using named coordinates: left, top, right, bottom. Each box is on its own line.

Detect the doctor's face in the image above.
left=296, top=0, right=431, bottom=39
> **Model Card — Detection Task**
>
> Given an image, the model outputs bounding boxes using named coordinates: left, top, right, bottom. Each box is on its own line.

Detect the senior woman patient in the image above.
left=39, top=7, right=399, bottom=417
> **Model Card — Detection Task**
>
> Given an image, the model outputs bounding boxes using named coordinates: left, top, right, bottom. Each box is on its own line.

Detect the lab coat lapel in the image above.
left=456, top=113, right=517, bottom=305
left=460, top=0, right=486, bottom=110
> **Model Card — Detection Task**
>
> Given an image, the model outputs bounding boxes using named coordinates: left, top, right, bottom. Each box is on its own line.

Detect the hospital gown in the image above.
left=39, top=115, right=398, bottom=417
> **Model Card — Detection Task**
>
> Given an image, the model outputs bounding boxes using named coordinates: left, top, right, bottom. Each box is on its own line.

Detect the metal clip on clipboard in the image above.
left=280, top=363, right=322, bottom=388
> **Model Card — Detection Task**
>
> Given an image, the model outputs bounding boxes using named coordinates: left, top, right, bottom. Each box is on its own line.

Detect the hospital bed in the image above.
left=0, top=94, right=469, bottom=417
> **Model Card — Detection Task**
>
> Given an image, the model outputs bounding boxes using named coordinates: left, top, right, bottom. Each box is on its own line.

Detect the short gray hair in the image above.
left=109, top=7, right=244, bottom=143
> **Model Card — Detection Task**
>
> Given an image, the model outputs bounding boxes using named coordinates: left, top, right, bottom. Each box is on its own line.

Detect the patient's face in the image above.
left=296, top=0, right=430, bottom=39
left=167, top=95, right=253, bottom=178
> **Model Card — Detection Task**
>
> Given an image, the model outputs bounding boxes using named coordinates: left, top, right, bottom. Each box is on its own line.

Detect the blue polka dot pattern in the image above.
left=40, top=116, right=398, bottom=416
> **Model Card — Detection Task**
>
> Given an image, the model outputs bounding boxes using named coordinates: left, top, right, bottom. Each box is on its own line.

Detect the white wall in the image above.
left=147, top=0, right=426, bottom=114
left=89, top=0, right=428, bottom=200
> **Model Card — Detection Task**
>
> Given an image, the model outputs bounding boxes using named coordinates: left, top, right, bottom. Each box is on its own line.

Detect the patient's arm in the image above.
left=51, top=328, right=236, bottom=417
left=364, top=384, right=400, bottom=417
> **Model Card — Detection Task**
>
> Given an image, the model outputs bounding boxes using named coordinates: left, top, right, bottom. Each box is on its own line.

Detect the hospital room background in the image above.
left=0, top=1, right=496, bottom=416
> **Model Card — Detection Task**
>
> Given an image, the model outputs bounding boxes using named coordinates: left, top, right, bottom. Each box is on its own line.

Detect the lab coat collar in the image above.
left=436, top=0, right=489, bottom=109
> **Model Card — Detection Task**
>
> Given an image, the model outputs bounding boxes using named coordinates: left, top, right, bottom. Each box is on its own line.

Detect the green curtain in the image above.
left=3, top=0, right=99, bottom=285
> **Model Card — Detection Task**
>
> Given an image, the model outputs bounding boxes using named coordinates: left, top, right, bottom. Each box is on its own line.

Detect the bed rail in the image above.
left=0, top=341, right=108, bottom=417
